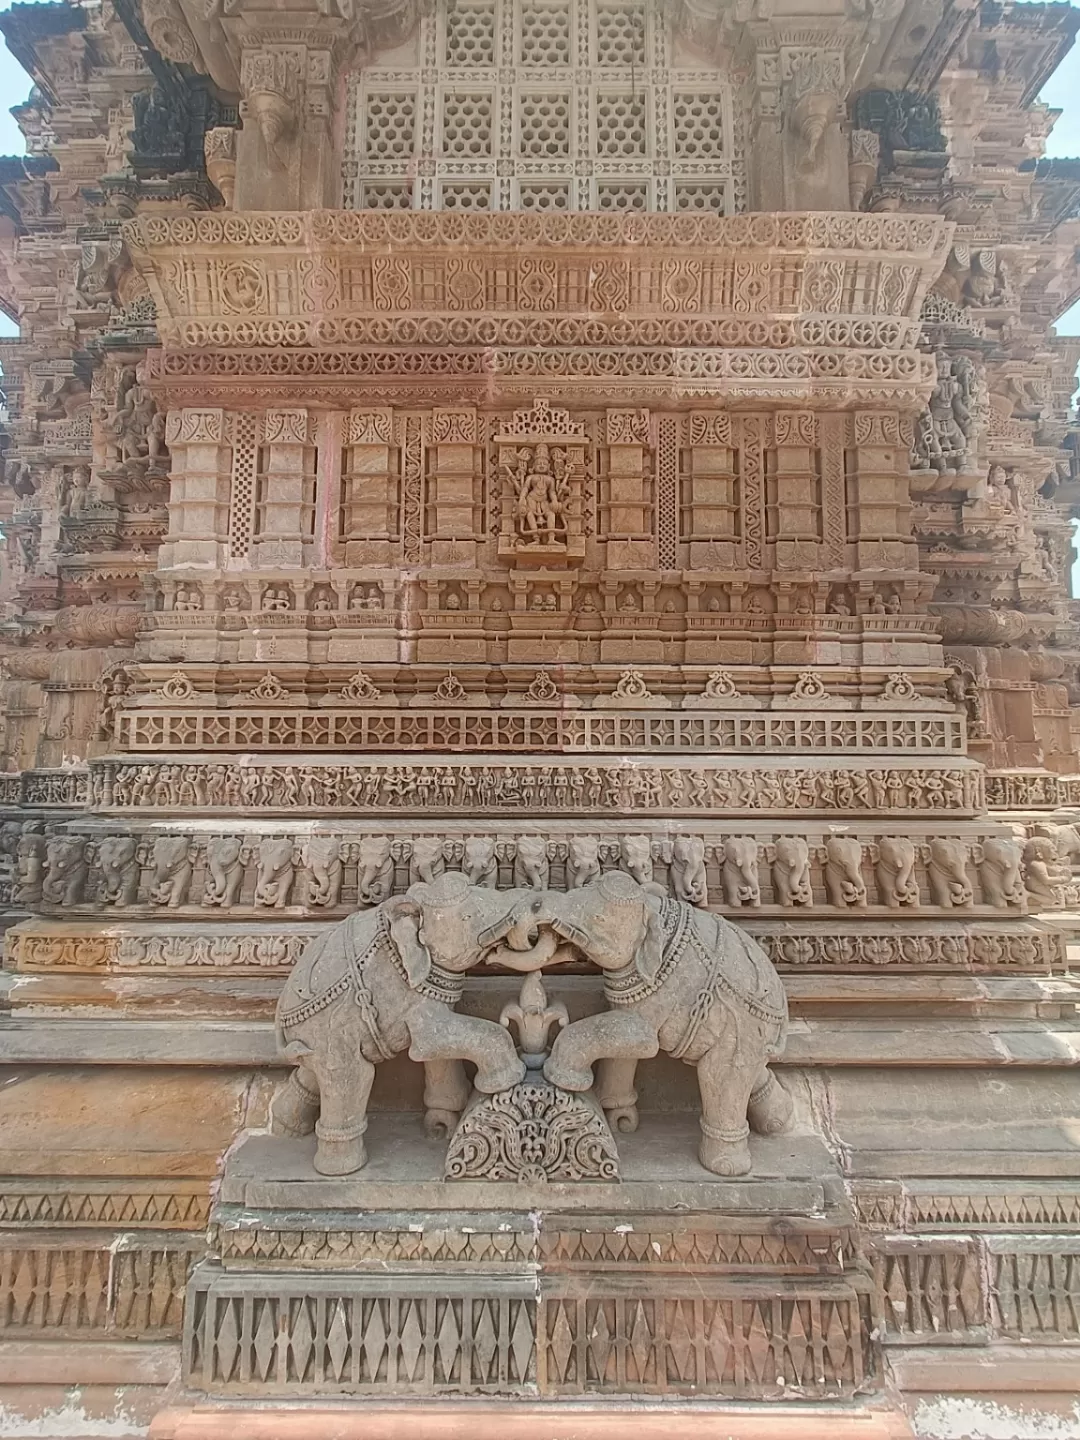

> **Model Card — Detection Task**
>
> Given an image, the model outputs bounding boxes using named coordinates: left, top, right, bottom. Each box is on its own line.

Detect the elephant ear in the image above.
left=384, top=896, right=429, bottom=989
left=635, top=899, right=666, bottom=985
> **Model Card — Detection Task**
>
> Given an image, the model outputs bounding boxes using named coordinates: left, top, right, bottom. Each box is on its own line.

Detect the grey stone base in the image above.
left=186, top=1120, right=876, bottom=1401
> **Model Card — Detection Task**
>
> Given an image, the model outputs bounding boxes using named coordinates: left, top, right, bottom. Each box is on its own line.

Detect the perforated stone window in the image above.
left=518, top=93, right=570, bottom=157
left=675, top=181, right=729, bottom=214
left=343, top=0, right=743, bottom=212
left=445, top=0, right=497, bottom=66
left=441, top=92, right=493, bottom=157
left=440, top=180, right=493, bottom=210
left=518, top=181, right=571, bottom=210
left=519, top=0, right=571, bottom=66
left=363, top=91, right=417, bottom=160
left=595, top=93, right=647, bottom=158
left=672, top=92, right=725, bottom=159
left=596, top=180, right=648, bottom=211
left=359, top=180, right=415, bottom=210
left=595, top=0, right=646, bottom=66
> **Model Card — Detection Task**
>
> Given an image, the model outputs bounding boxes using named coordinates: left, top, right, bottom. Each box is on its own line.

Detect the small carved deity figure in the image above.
left=827, top=590, right=851, bottom=616
left=868, top=592, right=887, bottom=615
left=221, top=589, right=244, bottom=611
left=174, top=583, right=202, bottom=612
left=619, top=590, right=641, bottom=614
left=504, top=443, right=568, bottom=547
left=262, top=584, right=292, bottom=612
left=69, top=465, right=92, bottom=517
left=309, top=586, right=335, bottom=613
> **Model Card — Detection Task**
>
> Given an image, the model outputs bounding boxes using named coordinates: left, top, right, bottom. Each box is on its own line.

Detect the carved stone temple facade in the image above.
left=2, top=0, right=1080, bottom=1434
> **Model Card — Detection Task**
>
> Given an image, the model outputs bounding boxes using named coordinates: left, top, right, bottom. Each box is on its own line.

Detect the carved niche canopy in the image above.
left=495, top=400, right=587, bottom=567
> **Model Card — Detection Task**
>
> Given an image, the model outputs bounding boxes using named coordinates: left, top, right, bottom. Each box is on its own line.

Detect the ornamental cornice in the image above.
left=142, top=346, right=938, bottom=412
left=125, top=209, right=951, bottom=411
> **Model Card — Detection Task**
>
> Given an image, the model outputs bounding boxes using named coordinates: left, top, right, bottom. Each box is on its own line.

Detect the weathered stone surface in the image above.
left=1, top=0, right=1080, bottom=1428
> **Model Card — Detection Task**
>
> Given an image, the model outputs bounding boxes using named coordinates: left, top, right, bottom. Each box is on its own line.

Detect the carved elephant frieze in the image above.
left=722, top=837, right=760, bottom=907
left=150, top=835, right=196, bottom=908
left=97, top=835, right=141, bottom=906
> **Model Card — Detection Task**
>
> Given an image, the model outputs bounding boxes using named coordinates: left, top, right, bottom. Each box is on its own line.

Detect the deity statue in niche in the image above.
left=494, top=399, right=587, bottom=566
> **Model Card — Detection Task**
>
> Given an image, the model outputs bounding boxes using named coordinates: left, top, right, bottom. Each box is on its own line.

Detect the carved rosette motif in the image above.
left=445, top=1082, right=620, bottom=1183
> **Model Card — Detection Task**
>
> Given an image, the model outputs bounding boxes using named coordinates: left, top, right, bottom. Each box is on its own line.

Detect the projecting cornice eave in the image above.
left=125, top=209, right=953, bottom=410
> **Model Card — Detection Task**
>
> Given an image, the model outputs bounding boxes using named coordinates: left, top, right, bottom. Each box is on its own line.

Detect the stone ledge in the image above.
left=148, top=1401, right=915, bottom=1440
left=0, top=1338, right=179, bottom=1384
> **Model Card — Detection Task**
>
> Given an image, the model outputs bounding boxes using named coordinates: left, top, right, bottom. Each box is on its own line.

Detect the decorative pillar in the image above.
left=850, top=412, right=919, bottom=571
left=685, top=412, right=738, bottom=568
left=772, top=411, right=821, bottom=570
left=430, top=407, right=479, bottom=566
left=159, top=408, right=229, bottom=569
left=341, top=408, right=396, bottom=565
left=605, top=409, right=652, bottom=569
left=254, top=409, right=313, bottom=568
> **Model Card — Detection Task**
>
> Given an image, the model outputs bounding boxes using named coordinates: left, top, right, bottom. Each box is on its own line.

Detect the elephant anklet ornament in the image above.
left=493, top=872, right=793, bottom=1177
left=271, top=873, right=537, bottom=1175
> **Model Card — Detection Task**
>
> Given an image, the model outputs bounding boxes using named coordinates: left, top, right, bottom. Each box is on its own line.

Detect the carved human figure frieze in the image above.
left=100, top=759, right=985, bottom=816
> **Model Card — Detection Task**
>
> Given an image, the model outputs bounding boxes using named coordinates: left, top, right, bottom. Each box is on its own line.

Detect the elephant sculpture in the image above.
left=150, top=835, right=195, bottom=908
left=492, top=872, right=791, bottom=1177
left=722, top=837, right=760, bottom=907
left=463, top=836, right=498, bottom=887
left=254, top=837, right=296, bottom=909
left=272, top=873, right=533, bottom=1175
left=204, top=836, right=246, bottom=908
left=771, top=837, right=812, bottom=907
left=97, top=835, right=141, bottom=906
left=42, top=836, right=89, bottom=906
left=356, top=835, right=394, bottom=906
left=14, top=828, right=46, bottom=906
left=514, top=835, right=550, bottom=889
left=567, top=835, right=601, bottom=889
left=410, top=837, right=445, bottom=887
left=875, top=837, right=919, bottom=908
left=302, top=836, right=344, bottom=909
left=926, top=838, right=973, bottom=909
left=978, top=837, right=1026, bottom=910
left=619, top=835, right=654, bottom=888
left=668, top=836, right=708, bottom=906
left=824, top=837, right=866, bottom=908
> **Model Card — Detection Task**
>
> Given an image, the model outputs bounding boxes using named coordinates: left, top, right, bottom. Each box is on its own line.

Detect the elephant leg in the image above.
left=270, top=1063, right=320, bottom=1138
left=696, top=1028, right=757, bottom=1177
left=408, top=1008, right=525, bottom=1094
left=423, top=1058, right=472, bottom=1139
left=313, top=1033, right=375, bottom=1177
left=747, top=1066, right=793, bottom=1136
left=545, top=1011, right=658, bottom=1093
left=595, top=1056, right=640, bottom=1133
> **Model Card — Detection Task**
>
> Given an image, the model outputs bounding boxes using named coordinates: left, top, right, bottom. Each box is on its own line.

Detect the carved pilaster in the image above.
left=253, top=408, right=314, bottom=568
left=340, top=408, right=396, bottom=566
left=429, top=407, right=480, bottom=566
left=605, top=408, right=652, bottom=570
left=160, top=408, right=229, bottom=569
